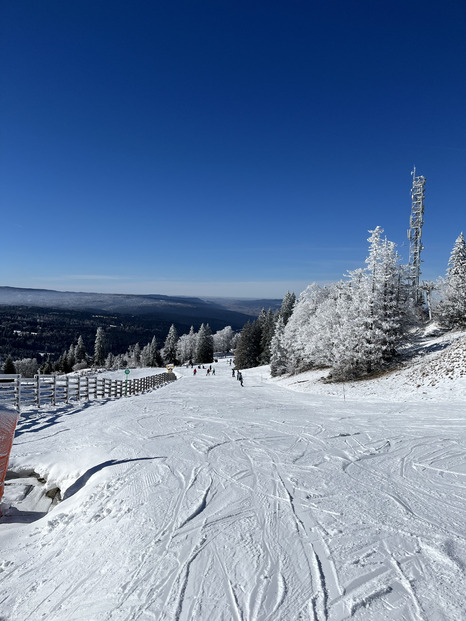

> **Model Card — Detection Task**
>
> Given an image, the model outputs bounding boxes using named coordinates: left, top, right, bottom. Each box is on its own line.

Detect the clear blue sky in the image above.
left=1, top=1, right=465, bottom=299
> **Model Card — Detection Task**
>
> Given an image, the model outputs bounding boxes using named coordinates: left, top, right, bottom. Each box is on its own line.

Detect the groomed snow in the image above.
left=1, top=337, right=465, bottom=620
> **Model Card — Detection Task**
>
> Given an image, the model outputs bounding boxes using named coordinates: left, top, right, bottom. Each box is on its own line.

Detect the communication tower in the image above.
left=407, top=167, right=426, bottom=292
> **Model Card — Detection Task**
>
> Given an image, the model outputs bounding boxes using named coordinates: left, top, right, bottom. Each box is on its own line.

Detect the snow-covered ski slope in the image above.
left=1, top=341, right=465, bottom=620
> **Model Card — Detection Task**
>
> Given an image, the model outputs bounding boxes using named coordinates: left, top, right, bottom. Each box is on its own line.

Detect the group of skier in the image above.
left=192, top=364, right=215, bottom=376
left=191, top=364, right=244, bottom=386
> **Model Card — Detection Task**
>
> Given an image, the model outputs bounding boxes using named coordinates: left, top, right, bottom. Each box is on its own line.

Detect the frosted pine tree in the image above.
left=127, top=343, right=141, bottom=368
left=185, top=326, right=197, bottom=360
left=440, top=232, right=466, bottom=328
left=66, top=344, right=76, bottom=370
left=283, top=283, right=332, bottom=373
left=331, top=270, right=375, bottom=379
left=213, top=326, right=235, bottom=353
left=93, top=327, right=106, bottom=367
left=162, top=324, right=179, bottom=364
left=149, top=336, right=159, bottom=366
left=279, top=291, right=296, bottom=325
left=365, top=228, right=406, bottom=362
left=75, top=335, right=87, bottom=363
left=177, top=333, right=195, bottom=364
left=105, top=352, right=116, bottom=369
left=330, top=229, right=408, bottom=379
left=270, top=317, right=288, bottom=376
left=195, top=323, right=214, bottom=364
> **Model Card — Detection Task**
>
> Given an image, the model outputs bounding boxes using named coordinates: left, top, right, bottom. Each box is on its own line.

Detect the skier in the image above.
left=193, top=368, right=197, bottom=375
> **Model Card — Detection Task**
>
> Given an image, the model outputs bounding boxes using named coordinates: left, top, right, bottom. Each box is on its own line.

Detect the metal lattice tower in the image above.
left=407, top=167, right=426, bottom=291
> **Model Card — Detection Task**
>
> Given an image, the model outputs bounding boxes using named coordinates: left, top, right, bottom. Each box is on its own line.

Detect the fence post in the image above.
left=14, top=376, right=21, bottom=412
left=51, top=375, right=56, bottom=406
left=35, top=374, right=40, bottom=408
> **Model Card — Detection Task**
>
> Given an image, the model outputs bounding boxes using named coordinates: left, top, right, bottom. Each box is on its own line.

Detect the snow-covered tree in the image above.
left=279, top=291, right=296, bottom=325
left=280, top=228, right=411, bottom=381
left=213, top=326, right=235, bottom=353
left=75, top=335, right=87, bottom=363
left=270, top=317, right=288, bottom=376
left=177, top=327, right=197, bottom=363
left=162, top=324, right=179, bottom=364
left=66, top=344, right=76, bottom=370
left=105, top=352, right=116, bottom=369
left=39, top=356, right=53, bottom=375
left=195, top=323, right=214, bottom=364
left=438, top=232, right=466, bottom=328
left=14, top=358, right=39, bottom=378
left=93, top=327, right=106, bottom=367
left=127, top=343, right=141, bottom=368
left=113, top=354, right=126, bottom=369
left=282, top=282, right=333, bottom=373
left=141, top=336, right=160, bottom=367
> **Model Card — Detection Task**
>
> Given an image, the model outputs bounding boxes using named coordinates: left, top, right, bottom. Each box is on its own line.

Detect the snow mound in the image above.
left=405, top=333, right=466, bottom=386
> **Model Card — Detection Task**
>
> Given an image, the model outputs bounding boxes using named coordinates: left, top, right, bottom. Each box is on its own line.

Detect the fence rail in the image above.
left=0, top=372, right=176, bottom=412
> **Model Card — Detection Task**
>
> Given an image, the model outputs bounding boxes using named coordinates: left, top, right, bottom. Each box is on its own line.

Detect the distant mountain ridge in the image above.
left=0, top=287, right=282, bottom=362
left=0, top=286, right=281, bottom=321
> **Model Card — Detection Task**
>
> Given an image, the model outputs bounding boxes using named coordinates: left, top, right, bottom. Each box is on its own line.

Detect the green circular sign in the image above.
left=124, top=369, right=130, bottom=375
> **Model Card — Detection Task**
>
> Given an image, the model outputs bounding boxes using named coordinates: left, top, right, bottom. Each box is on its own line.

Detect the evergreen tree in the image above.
left=176, top=334, right=192, bottom=364
left=162, top=324, right=179, bottom=364
left=94, top=327, right=106, bottom=367
left=279, top=291, right=296, bottom=325
left=66, top=344, right=76, bottom=370
left=279, top=228, right=411, bottom=381
left=282, top=283, right=332, bottom=373
left=270, top=317, right=288, bottom=376
left=40, top=356, right=53, bottom=375
left=105, top=352, right=116, bottom=369
left=2, top=355, right=16, bottom=374
left=75, top=335, right=87, bottom=363
left=259, top=308, right=276, bottom=364
left=195, top=323, right=214, bottom=363
left=149, top=336, right=161, bottom=367
left=126, top=343, right=141, bottom=368
left=54, top=351, right=67, bottom=373
left=439, top=232, right=466, bottom=328
left=234, top=320, right=263, bottom=369
left=141, top=343, right=151, bottom=367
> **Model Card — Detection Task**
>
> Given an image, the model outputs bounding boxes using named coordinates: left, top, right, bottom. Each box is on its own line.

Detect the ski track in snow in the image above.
left=1, top=362, right=465, bottom=621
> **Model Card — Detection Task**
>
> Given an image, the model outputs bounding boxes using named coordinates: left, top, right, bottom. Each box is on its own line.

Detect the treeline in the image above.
left=0, top=306, right=175, bottom=363
left=2, top=322, right=240, bottom=377
left=237, top=228, right=466, bottom=381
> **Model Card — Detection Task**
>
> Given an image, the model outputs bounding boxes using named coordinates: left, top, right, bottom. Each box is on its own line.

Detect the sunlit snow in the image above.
left=1, top=334, right=465, bottom=620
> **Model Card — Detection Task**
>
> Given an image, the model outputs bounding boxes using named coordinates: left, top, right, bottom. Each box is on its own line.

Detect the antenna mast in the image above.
left=407, top=167, right=426, bottom=293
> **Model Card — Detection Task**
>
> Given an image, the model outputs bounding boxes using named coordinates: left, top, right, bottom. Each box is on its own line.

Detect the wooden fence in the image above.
left=0, top=372, right=177, bottom=412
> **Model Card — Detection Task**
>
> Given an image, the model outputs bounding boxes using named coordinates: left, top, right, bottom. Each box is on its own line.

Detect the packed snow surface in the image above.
left=1, top=340, right=465, bottom=620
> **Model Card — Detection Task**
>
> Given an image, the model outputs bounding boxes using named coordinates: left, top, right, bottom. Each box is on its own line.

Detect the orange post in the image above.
left=0, top=408, right=19, bottom=514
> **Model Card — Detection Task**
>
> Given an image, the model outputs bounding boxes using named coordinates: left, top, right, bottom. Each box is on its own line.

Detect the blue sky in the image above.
left=1, top=1, right=465, bottom=299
